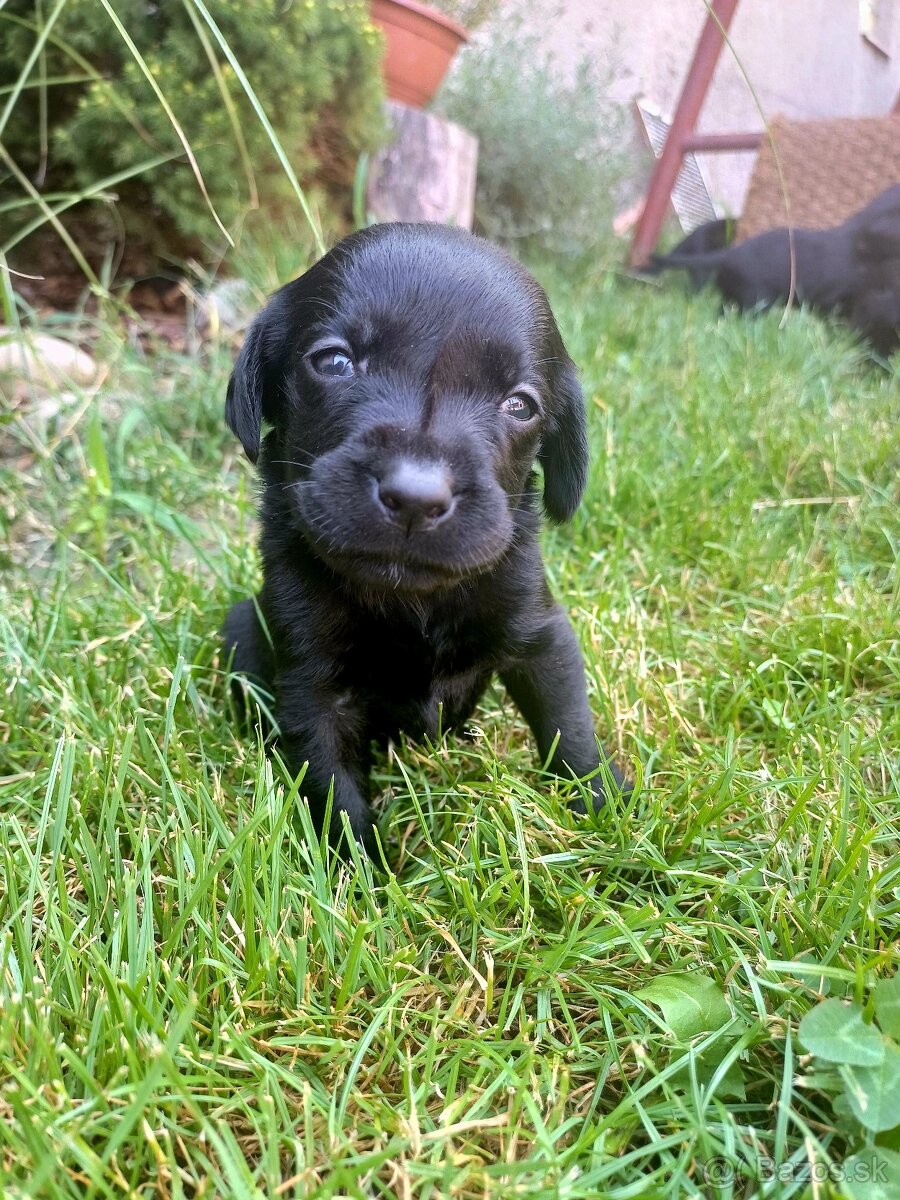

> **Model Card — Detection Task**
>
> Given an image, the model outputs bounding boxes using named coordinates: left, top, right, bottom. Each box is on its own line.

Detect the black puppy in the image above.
left=223, top=222, right=626, bottom=852
left=648, top=185, right=900, bottom=353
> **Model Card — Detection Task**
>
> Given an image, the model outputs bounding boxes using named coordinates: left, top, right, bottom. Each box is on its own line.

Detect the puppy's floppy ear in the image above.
left=539, top=353, right=589, bottom=524
left=225, top=308, right=283, bottom=463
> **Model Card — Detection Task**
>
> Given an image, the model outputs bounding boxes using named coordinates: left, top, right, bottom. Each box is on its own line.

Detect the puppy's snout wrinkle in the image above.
left=377, top=459, right=455, bottom=531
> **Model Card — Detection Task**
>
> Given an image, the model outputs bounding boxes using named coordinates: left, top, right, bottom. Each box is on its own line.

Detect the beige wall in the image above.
left=538, top=0, right=900, bottom=217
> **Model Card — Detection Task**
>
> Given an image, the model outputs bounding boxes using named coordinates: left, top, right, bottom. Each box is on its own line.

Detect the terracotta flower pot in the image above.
left=370, top=0, right=468, bottom=109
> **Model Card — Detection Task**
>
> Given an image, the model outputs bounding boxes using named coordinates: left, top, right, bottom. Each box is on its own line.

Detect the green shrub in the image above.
left=0, top=0, right=385, bottom=255
left=435, top=22, right=627, bottom=257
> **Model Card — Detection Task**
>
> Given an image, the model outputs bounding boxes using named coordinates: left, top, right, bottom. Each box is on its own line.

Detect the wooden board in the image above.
left=367, top=100, right=478, bottom=229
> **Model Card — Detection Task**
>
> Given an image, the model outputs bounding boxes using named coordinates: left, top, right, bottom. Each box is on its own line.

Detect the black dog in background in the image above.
left=223, top=223, right=626, bottom=853
left=641, top=217, right=733, bottom=288
left=647, top=185, right=900, bottom=355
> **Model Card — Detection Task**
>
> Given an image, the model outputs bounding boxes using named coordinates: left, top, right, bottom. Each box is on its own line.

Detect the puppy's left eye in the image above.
left=500, top=391, right=538, bottom=421
left=310, top=347, right=355, bottom=378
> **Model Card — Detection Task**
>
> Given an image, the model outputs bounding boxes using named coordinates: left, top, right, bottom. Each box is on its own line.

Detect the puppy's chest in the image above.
left=342, top=610, right=500, bottom=690
left=338, top=614, right=495, bottom=741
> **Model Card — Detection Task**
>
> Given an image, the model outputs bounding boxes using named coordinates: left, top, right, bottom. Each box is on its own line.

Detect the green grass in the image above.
left=1, top=269, right=898, bottom=1198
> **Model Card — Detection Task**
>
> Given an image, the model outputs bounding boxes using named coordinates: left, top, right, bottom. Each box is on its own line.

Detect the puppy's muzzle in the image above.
left=376, top=459, right=457, bottom=534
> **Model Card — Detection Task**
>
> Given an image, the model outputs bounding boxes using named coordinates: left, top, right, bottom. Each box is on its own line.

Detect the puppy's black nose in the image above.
left=377, top=460, right=454, bottom=529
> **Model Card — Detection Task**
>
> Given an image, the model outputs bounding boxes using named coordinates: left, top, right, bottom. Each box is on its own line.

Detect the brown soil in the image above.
left=8, top=214, right=192, bottom=352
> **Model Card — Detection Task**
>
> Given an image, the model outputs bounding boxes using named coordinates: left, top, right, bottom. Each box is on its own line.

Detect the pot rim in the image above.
left=371, top=0, right=469, bottom=44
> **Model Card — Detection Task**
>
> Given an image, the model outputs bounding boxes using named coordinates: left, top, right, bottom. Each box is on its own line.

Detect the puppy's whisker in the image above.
left=296, top=294, right=343, bottom=317
left=279, top=477, right=316, bottom=492
left=271, top=456, right=315, bottom=468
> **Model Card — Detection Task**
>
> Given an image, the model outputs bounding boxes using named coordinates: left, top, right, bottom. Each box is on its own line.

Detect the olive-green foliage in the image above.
left=436, top=23, right=627, bottom=257
left=428, top=0, right=501, bottom=30
left=0, top=0, right=384, bottom=252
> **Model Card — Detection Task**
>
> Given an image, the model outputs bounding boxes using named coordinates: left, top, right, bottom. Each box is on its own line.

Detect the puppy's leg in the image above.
left=501, top=610, right=627, bottom=813
left=275, top=670, right=377, bottom=856
left=223, top=597, right=276, bottom=727
left=224, top=608, right=376, bottom=854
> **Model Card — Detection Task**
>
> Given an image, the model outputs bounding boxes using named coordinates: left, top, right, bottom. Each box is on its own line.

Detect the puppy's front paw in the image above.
left=570, top=758, right=632, bottom=816
left=328, top=797, right=380, bottom=862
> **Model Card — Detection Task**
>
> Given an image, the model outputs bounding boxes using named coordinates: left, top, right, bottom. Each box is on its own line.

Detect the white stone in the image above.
left=0, top=328, right=98, bottom=393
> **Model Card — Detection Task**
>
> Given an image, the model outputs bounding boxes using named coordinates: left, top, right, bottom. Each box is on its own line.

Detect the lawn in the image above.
left=1, top=264, right=899, bottom=1198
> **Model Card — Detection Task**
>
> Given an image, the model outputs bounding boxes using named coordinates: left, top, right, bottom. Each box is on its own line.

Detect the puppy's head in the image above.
left=226, top=223, right=588, bottom=593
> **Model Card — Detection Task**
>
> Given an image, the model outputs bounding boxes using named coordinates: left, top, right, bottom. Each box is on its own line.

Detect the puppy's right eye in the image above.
left=310, top=347, right=355, bottom=378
